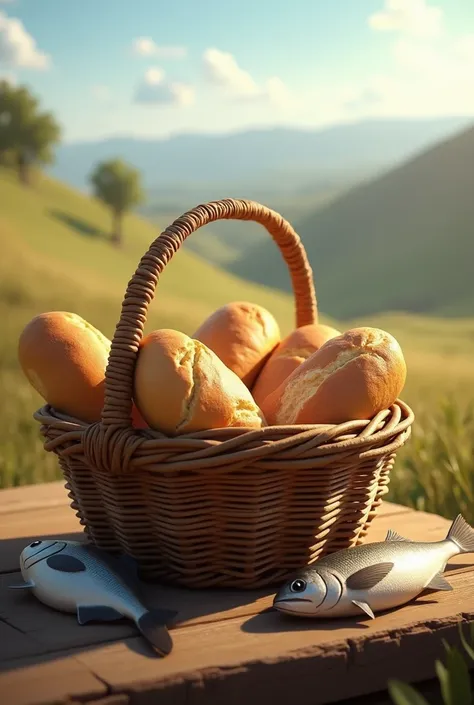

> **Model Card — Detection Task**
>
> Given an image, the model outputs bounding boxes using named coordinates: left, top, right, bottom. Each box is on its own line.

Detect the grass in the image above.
left=232, top=122, right=474, bottom=320
left=389, top=398, right=474, bottom=523
left=0, top=166, right=307, bottom=487
left=1, top=166, right=474, bottom=525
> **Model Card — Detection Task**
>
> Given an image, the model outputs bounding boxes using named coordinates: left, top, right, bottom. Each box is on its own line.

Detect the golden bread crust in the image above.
left=260, top=327, right=406, bottom=425
left=193, top=301, right=280, bottom=387
left=134, top=328, right=266, bottom=435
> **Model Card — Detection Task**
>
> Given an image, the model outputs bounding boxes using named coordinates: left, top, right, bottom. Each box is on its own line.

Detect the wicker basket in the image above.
left=34, top=198, right=414, bottom=589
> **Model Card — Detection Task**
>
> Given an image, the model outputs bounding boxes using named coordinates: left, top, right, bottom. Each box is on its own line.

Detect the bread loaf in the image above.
left=252, top=323, right=340, bottom=405
left=18, top=311, right=148, bottom=427
left=133, top=328, right=266, bottom=435
left=260, top=327, right=406, bottom=425
left=192, top=301, right=280, bottom=387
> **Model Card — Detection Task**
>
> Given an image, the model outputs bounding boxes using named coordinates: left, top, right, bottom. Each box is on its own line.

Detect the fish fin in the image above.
left=426, top=572, right=453, bottom=592
left=446, top=514, right=474, bottom=554
left=8, top=579, right=35, bottom=590
left=77, top=605, right=125, bottom=625
left=137, top=610, right=175, bottom=656
left=346, top=562, right=394, bottom=591
left=46, top=555, right=86, bottom=573
left=385, top=529, right=412, bottom=542
left=352, top=600, right=375, bottom=619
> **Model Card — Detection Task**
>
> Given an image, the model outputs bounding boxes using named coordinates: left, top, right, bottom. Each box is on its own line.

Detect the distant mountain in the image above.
left=50, top=117, right=471, bottom=192
left=230, top=122, right=474, bottom=320
left=139, top=182, right=347, bottom=267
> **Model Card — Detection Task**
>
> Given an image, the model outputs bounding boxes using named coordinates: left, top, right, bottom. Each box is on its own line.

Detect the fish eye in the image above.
left=30, top=540, right=42, bottom=548
left=290, top=578, right=307, bottom=593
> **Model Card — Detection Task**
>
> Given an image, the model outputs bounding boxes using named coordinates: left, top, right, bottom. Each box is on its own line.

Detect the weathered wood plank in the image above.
left=0, top=484, right=471, bottom=705
left=0, top=573, right=137, bottom=652
left=0, top=621, right=46, bottom=662
left=0, top=504, right=474, bottom=705
left=0, top=481, right=70, bottom=515
left=0, top=504, right=83, bottom=542
left=0, top=507, right=85, bottom=574
left=0, top=652, right=107, bottom=705
left=1, top=504, right=463, bottom=648
left=71, top=571, right=474, bottom=705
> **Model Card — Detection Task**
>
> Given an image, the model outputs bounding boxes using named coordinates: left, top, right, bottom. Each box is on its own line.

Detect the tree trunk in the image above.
left=111, top=210, right=123, bottom=247
left=17, top=151, right=31, bottom=186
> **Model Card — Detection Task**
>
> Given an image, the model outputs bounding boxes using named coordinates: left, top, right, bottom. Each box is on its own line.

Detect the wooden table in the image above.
left=1, top=483, right=474, bottom=705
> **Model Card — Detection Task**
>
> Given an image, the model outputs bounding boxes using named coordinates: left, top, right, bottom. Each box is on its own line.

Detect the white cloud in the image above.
left=342, top=34, right=474, bottom=120
left=0, top=11, right=50, bottom=69
left=265, top=76, right=293, bottom=108
left=134, top=67, right=195, bottom=107
left=343, top=2, right=474, bottom=119
left=368, top=0, right=443, bottom=38
left=203, top=48, right=259, bottom=96
left=393, top=33, right=474, bottom=86
left=131, top=37, right=186, bottom=59
left=202, top=48, right=291, bottom=107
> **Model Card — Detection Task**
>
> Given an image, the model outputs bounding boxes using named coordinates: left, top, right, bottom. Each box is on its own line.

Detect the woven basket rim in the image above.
left=34, top=399, right=414, bottom=476
left=35, top=398, right=413, bottom=440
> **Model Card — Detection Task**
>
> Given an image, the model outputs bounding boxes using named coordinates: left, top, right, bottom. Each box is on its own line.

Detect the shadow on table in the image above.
left=240, top=594, right=441, bottom=636
left=0, top=530, right=274, bottom=673
left=2, top=531, right=469, bottom=675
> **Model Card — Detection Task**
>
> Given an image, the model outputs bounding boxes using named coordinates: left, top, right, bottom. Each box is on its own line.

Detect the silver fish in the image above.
left=273, top=514, right=474, bottom=620
left=9, top=539, right=177, bottom=656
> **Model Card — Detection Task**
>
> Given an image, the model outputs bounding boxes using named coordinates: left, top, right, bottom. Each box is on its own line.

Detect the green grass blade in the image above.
left=388, top=680, right=431, bottom=705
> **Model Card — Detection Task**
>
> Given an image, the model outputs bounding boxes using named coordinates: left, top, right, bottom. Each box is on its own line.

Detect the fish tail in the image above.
left=137, top=608, right=178, bottom=656
left=446, top=514, right=474, bottom=553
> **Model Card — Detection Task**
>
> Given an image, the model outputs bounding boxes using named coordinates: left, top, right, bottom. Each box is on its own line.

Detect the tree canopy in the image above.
left=89, top=158, right=144, bottom=245
left=0, top=80, right=61, bottom=184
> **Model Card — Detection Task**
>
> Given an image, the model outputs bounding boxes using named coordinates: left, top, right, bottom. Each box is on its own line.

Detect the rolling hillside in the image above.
left=0, top=166, right=317, bottom=487
left=3, top=165, right=474, bottom=493
left=232, top=122, right=474, bottom=319
left=141, top=186, right=343, bottom=267
left=0, top=168, right=303, bottom=338
left=51, top=117, right=470, bottom=192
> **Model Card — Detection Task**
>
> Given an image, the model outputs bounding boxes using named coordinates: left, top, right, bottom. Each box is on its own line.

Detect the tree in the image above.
left=89, top=159, right=144, bottom=246
left=0, top=80, right=61, bottom=185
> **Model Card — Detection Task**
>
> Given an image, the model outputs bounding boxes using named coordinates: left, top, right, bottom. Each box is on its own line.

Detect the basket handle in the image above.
left=102, top=198, right=317, bottom=427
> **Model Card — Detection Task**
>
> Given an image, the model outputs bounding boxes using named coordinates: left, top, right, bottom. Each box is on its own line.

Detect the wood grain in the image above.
left=1, top=484, right=473, bottom=705
left=0, top=652, right=107, bottom=705
left=0, top=482, right=71, bottom=515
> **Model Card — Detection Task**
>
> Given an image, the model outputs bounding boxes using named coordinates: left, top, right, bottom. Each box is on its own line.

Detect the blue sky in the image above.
left=1, top=0, right=473, bottom=142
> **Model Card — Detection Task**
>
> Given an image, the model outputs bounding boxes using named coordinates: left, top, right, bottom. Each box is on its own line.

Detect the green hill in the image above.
left=141, top=186, right=343, bottom=267
left=0, top=169, right=303, bottom=336
left=231, top=123, right=474, bottom=320
left=2, top=166, right=474, bottom=496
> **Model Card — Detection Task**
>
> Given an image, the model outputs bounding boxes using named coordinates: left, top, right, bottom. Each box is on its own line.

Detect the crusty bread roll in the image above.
left=133, top=328, right=266, bottom=435
left=252, top=323, right=341, bottom=405
left=192, top=301, right=280, bottom=387
left=18, top=311, right=148, bottom=427
left=260, top=327, right=406, bottom=426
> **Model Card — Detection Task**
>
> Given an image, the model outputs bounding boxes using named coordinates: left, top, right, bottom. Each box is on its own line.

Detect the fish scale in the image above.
left=273, top=514, right=474, bottom=620
left=10, top=539, right=178, bottom=657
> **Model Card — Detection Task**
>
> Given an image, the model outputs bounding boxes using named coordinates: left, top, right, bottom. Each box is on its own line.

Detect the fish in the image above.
left=273, top=514, right=474, bottom=620
left=9, top=539, right=178, bottom=656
